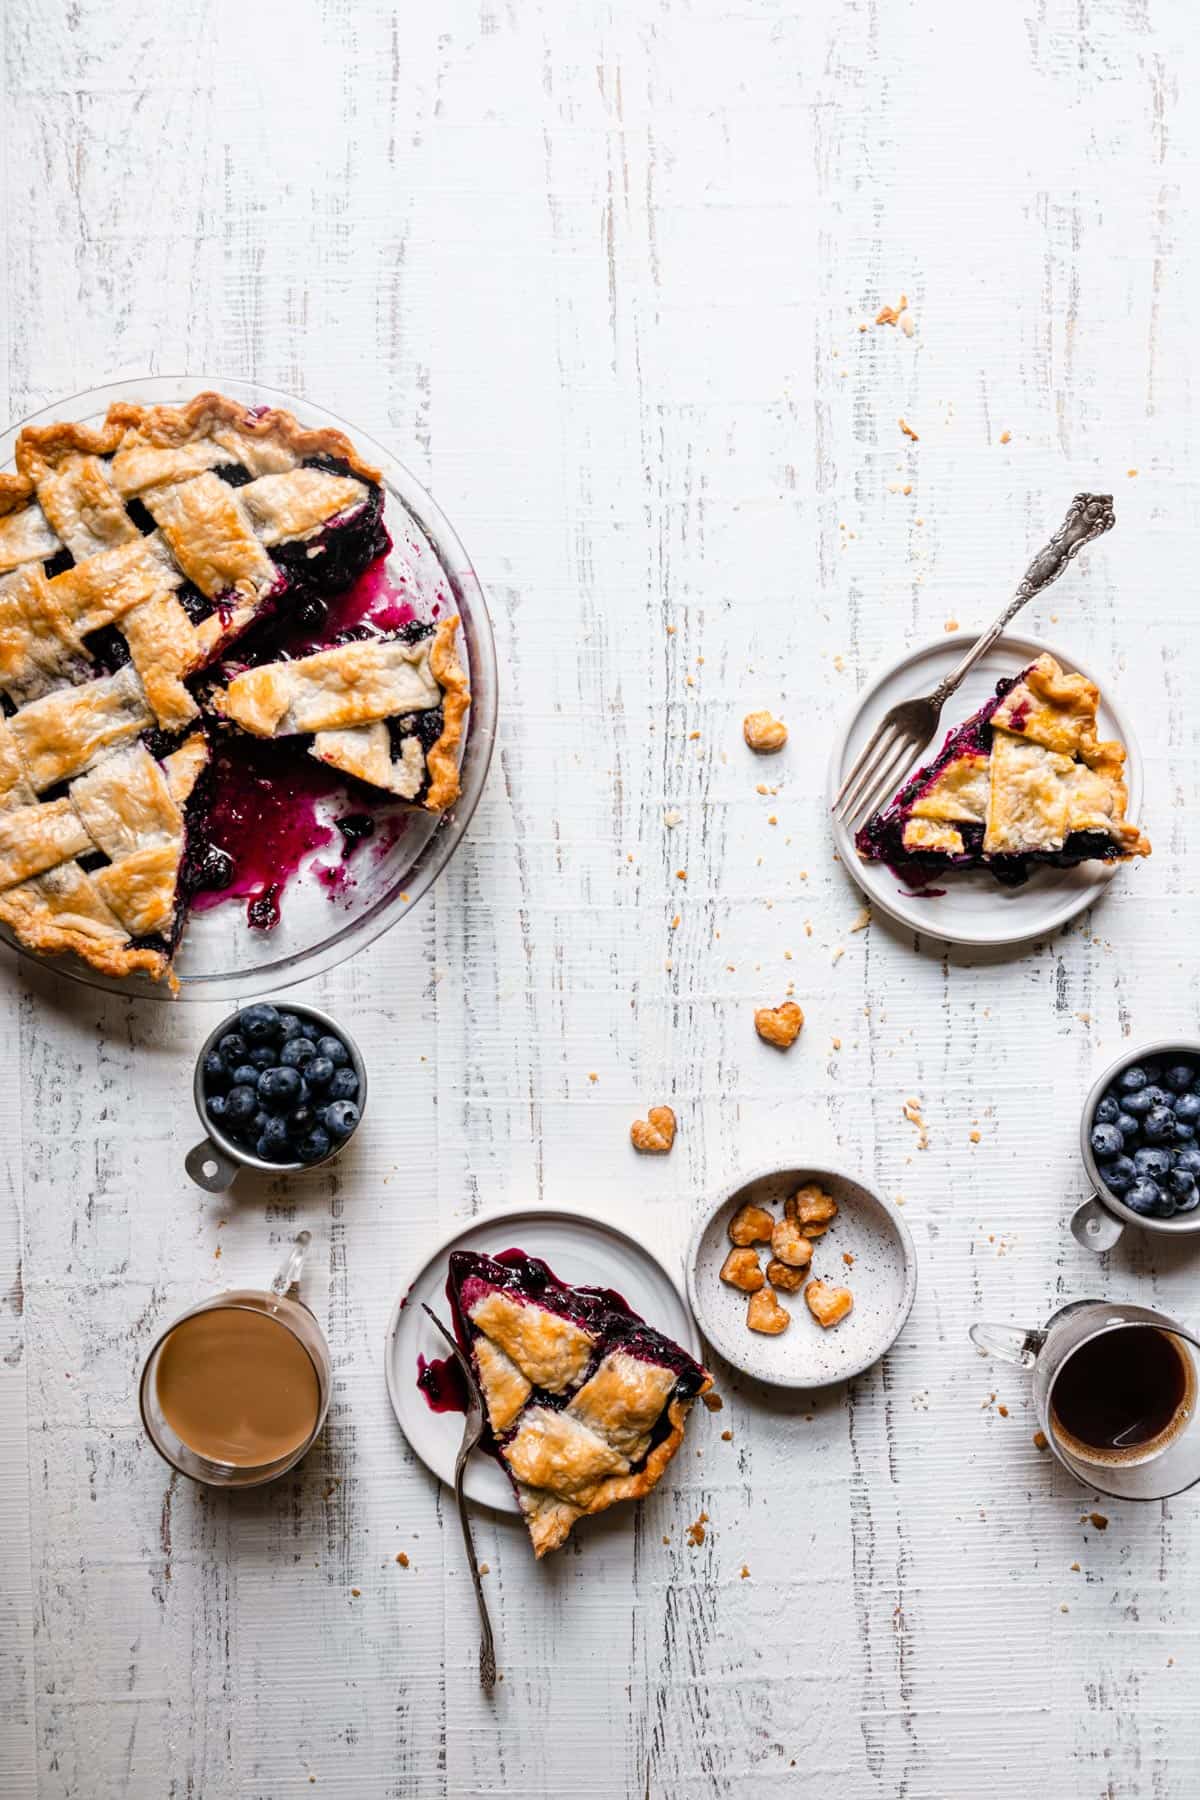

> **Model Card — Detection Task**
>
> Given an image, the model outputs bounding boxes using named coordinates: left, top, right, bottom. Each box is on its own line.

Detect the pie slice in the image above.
left=0, top=392, right=471, bottom=986
left=444, top=1250, right=711, bottom=1557
left=855, top=654, right=1151, bottom=886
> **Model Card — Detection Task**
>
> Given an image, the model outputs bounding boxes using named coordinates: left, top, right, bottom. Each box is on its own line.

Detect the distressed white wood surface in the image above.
left=2, top=1, right=1199, bottom=1794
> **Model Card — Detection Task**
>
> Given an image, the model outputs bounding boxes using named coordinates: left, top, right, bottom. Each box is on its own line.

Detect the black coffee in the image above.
left=1051, top=1326, right=1190, bottom=1459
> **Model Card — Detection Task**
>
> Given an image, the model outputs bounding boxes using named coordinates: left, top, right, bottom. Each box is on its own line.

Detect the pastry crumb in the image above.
left=850, top=906, right=871, bottom=932
left=1127, top=467, right=1138, bottom=477
left=396, top=1553, right=409, bottom=1567
left=588, top=1071, right=598, bottom=1083
left=740, top=1565, right=751, bottom=1579
left=663, top=809, right=682, bottom=828
left=969, top=1129, right=981, bottom=1144
left=899, top=417, right=919, bottom=441
left=1089, top=1512, right=1109, bottom=1531
left=686, top=1511, right=709, bottom=1547
left=831, top=1036, right=842, bottom=1051
left=701, top=1391, right=724, bottom=1412
left=478, top=1562, right=490, bottom=1576
left=1033, top=1430, right=1049, bottom=1450
left=999, top=430, right=1011, bottom=444
left=721, top=1428, right=733, bottom=1441
left=630, top=1105, right=677, bottom=1154
left=1060, top=1602, right=1070, bottom=1614
left=998, top=1404, right=1009, bottom=1418
left=350, top=1588, right=361, bottom=1598
left=875, top=293, right=908, bottom=326
left=944, top=618, right=960, bottom=632
left=842, top=1251, right=855, bottom=1266
left=675, top=868, right=687, bottom=881
left=1070, top=1561, right=1081, bottom=1572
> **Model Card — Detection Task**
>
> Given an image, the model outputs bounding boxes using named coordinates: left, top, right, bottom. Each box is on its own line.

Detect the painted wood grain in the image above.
left=2, top=0, right=1199, bottom=1794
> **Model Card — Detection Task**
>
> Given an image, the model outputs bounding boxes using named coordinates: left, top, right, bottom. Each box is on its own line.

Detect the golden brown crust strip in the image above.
left=423, top=614, right=471, bottom=813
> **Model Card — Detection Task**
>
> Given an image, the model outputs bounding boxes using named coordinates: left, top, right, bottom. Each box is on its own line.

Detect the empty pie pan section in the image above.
left=0, top=375, right=498, bottom=1001
left=687, top=1165, right=917, bottom=1388
left=386, top=1205, right=702, bottom=1514
left=827, top=633, right=1145, bottom=948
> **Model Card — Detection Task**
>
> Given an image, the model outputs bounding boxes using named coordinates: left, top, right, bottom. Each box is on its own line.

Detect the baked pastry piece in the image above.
left=445, top=1250, right=711, bottom=1557
left=856, top=655, right=1150, bottom=886
left=214, top=617, right=468, bottom=810
left=0, top=393, right=470, bottom=984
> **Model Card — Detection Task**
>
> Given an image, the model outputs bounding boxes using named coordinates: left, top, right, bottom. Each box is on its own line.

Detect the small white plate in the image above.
left=385, top=1206, right=701, bottom=1512
left=687, top=1165, right=917, bottom=1388
left=827, top=633, right=1146, bottom=947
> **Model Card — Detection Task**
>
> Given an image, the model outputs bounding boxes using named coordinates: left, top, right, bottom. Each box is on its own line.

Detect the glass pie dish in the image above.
left=0, top=376, right=497, bottom=1001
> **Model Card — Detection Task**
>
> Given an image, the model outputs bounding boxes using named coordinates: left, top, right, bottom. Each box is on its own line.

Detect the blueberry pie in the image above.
left=441, top=1250, right=711, bottom=1557
left=0, top=393, right=469, bottom=984
left=856, top=654, right=1150, bottom=886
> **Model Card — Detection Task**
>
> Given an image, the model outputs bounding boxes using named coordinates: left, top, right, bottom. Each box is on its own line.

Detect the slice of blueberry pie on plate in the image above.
left=0, top=392, right=470, bottom=987
left=442, top=1249, right=711, bottom=1557
left=856, top=653, right=1150, bottom=888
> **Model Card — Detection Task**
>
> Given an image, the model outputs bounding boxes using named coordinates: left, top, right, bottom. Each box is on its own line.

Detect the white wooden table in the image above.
left=2, top=1, right=1199, bottom=1794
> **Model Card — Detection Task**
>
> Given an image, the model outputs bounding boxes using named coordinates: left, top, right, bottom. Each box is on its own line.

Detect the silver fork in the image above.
left=831, top=492, right=1116, bottom=832
left=422, top=1304, right=497, bottom=1693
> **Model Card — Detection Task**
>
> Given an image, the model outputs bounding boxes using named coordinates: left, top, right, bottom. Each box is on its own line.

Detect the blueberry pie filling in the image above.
left=434, top=1249, right=711, bottom=1557
left=856, top=654, right=1151, bottom=887
left=0, top=393, right=470, bottom=985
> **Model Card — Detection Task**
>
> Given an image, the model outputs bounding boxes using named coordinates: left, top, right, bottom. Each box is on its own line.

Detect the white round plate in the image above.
left=827, top=633, right=1145, bottom=947
left=385, top=1206, right=701, bottom=1512
left=687, top=1165, right=917, bottom=1388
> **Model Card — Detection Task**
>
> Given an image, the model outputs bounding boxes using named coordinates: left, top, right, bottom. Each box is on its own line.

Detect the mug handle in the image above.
left=185, top=1137, right=241, bottom=1193
left=1070, top=1193, right=1124, bottom=1252
left=969, top=1322, right=1047, bottom=1367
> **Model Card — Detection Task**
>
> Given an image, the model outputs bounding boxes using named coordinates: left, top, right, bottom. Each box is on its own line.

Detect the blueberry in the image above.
left=257, top=1065, right=302, bottom=1110
left=238, top=1003, right=281, bottom=1044
left=1165, top=1063, right=1196, bottom=1093
left=1094, top=1095, right=1121, bottom=1125
left=1166, top=1167, right=1198, bottom=1203
left=1174, top=1181, right=1200, bottom=1214
left=1174, top=1121, right=1197, bottom=1144
left=256, top=1117, right=294, bottom=1162
left=207, top=1093, right=229, bottom=1124
left=316, top=1035, right=349, bottom=1067
left=1124, top=1089, right=1155, bottom=1119
left=1144, top=1105, right=1177, bottom=1143
left=280, top=1036, right=317, bottom=1069
left=248, top=1045, right=277, bottom=1071
left=329, top=1067, right=359, bottom=1102
left=225, top=1083, right=257, bottom=1123
left=1134, top=1146, right=1172, bottom=1177
left=217, top=1031, right=248, bottom=1067
left=1142, top=1086, right=1173, bottom=1111
left=295, top=1125, right=332, bottom=1163
left=1102, top=1155, right=1137, bottom=1195
left=1126, top=1177, right=1165, bottom=1216
left=1142, top=1061, right=1164, bottom=1084
left=231, top=1063, right=260, bottom=1089
left=203, top=1051, right=229, bottom=1093
left=305, top=1055, right=335, bottom=1092
left=1120, top=1065, right=1149, bottom=1093
left=1090, top=1122, right=1125, bottom=1160
left=323, top=1099, right=360, bottom=1141
left=296, top=1017, right=319, bottom=1040
left=251, top=1108, right=271, bottom=1137
left=1175, top=1092, right=1200, bottom=1125
left=1116, top=1111, right=1141, bottom=1139
left=287, top=1104, right=316, bottom=1138
left=277, top=1013, right=304, bottom=1042
left=1175, top=1148, right=1200, bottom=1180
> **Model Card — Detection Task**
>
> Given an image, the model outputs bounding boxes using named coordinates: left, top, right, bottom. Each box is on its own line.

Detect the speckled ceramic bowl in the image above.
left=686, top=1164, right=917, bottom=1388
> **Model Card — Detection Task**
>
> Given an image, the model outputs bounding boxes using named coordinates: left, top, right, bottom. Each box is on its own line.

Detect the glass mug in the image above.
left=140, top=1232, right=331, bottom=1488
left=970, top=1300, right=1200, bottom=1501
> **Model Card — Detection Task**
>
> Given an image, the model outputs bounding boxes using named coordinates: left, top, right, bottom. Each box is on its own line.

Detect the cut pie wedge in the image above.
left=445, top=1250, right=712, bottom=1557
left=855, top=654, right=1151, bottom=886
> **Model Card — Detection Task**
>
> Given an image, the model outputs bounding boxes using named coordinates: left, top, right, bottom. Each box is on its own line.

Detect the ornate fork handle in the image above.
left=929, top=492, right=1115, bottom=711
left=422, top=1304, right=497, bottom=1692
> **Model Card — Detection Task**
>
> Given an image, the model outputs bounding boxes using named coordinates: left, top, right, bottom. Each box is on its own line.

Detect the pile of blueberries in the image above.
left=202, top=1004, right=362, bottom=1165
left=1090, top=1055, right=1200, bottom=1219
